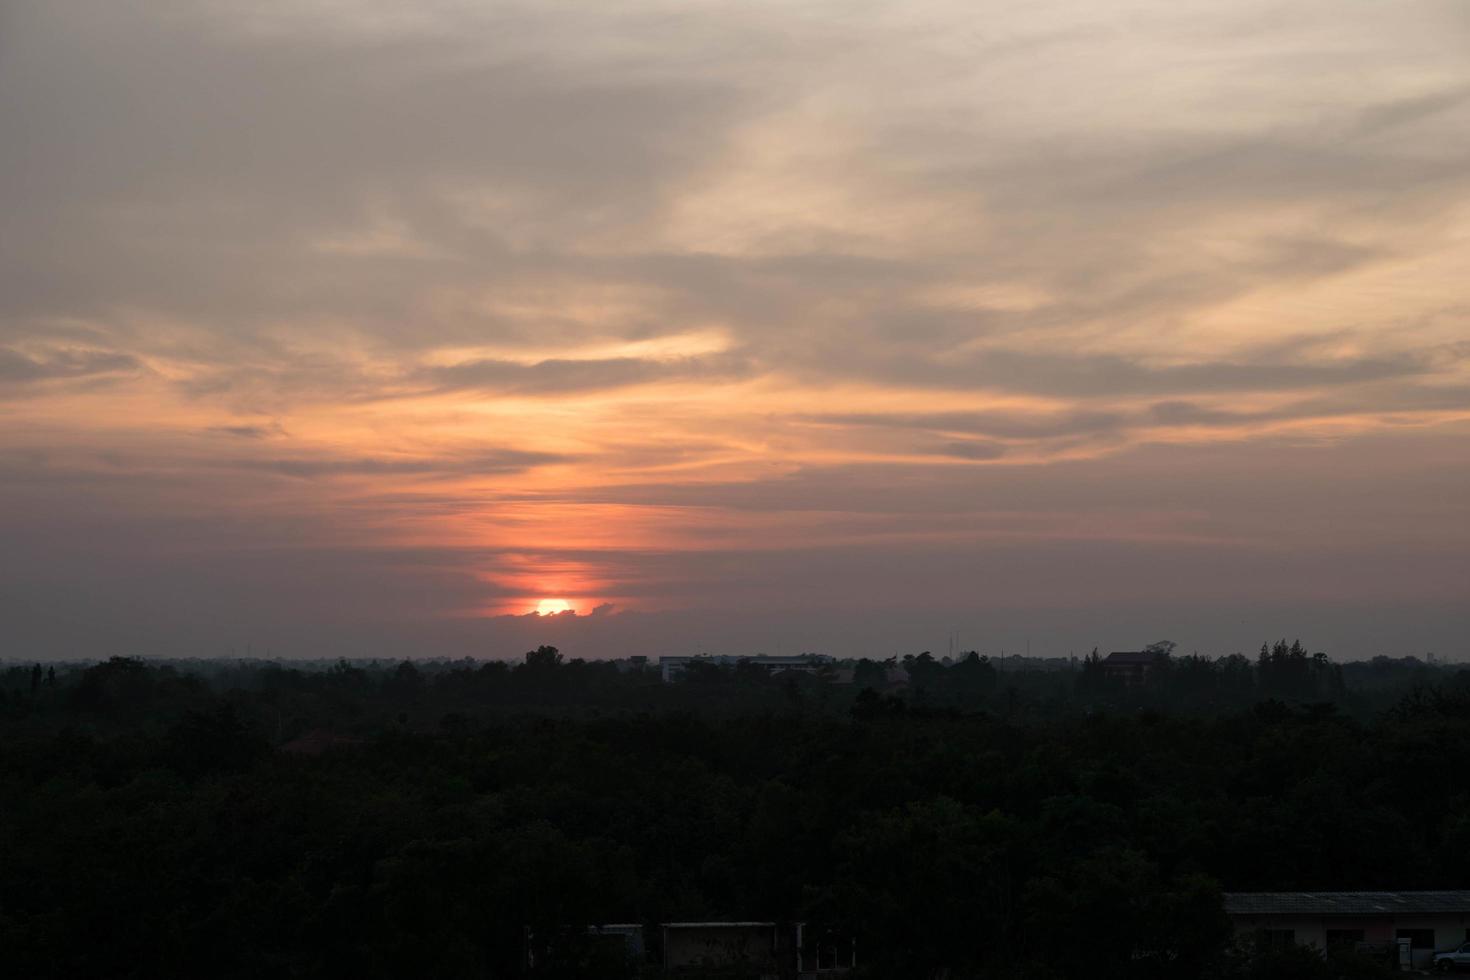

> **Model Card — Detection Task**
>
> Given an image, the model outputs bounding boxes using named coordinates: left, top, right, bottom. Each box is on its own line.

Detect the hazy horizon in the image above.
left=3, top=0, right=1468, bottom=661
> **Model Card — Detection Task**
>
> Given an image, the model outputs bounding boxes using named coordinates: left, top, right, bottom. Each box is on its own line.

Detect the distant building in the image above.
left=1224, top=891, right=1470, bottom=970
left=1101, top=650, right=1169, bottom=687
left=662, top=921, right=854, bottom=976
left=529, top=921, right=855, bottom=977
left=660, top=654, right=834, bottom=683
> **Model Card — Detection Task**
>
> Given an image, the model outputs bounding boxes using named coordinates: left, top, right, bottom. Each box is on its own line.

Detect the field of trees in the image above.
left=2, top=644, right=1467, bottom=978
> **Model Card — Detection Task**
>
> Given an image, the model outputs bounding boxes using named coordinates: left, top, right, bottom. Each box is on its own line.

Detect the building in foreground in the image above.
left=1224, top=891, right=1470, bottom=970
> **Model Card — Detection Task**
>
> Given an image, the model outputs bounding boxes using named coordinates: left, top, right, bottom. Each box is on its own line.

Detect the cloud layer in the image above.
left=2, top=0, right=1468, bottom=658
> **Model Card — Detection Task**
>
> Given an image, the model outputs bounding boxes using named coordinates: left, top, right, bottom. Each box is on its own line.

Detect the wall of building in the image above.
left=663, top=924, right=780, bottom=971
left=1230, top=913, right=1470, bottom=968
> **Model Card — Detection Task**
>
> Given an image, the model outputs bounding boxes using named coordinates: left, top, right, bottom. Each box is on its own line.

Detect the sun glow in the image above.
left=534, top=598, right=575, bottom=615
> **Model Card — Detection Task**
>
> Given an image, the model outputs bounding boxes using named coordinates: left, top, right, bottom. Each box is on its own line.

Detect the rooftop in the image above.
left=1104, top=651, right=1167, bottom=666
left=1224, top=891, right=1470, bottom=916
left=661, top=655, right=831, bottom=666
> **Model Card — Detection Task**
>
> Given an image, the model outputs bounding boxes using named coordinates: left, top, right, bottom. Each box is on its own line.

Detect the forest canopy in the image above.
left=2, top=645, right=1467, bottom=978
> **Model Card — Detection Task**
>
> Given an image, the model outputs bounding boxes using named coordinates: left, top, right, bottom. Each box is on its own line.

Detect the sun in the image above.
left=534, top=597, right=574, bottom=615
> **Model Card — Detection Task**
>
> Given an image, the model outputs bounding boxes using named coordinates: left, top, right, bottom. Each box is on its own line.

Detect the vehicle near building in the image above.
left=1436, top=941, right=1470, bottom=972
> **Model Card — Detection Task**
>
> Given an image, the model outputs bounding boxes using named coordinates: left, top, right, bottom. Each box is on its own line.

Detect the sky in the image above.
left=2, top=0, right=1468, bottom=662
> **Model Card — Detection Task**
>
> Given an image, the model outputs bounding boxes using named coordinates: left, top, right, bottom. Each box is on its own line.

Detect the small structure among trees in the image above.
left=1101, top=643, right=1174, bottom=687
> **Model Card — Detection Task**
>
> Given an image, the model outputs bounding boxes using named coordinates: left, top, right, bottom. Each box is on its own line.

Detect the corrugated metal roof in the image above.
left=1225, top=892, right=1470, bottom=915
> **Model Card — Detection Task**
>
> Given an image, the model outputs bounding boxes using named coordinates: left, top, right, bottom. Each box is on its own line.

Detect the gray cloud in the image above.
left=934, top=441, right=1008, bottom=461
left=1355, top=86, right=1470, bottom=135
left=0, top=347, right=141, bottom=386
left=0, top=0, right=745, bottom=329
left=828, top=343, right=1463, bottom=400
left=802, top=410, right=1127, bottom=440
left=426, top=352, right=752, bottom=395
left=229, top=449, right=572, bottom=479
left=205, top=423, right=285, bottom=439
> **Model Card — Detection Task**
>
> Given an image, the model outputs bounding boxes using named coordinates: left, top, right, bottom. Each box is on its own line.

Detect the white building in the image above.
left=1225, top=891, right=1470, bottom=970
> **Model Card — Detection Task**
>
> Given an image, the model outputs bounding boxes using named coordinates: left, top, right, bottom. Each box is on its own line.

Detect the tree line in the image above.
left=0, top=644, right=1467, bottom=978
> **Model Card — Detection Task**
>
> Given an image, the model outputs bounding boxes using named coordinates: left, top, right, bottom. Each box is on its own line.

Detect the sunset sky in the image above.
left=2, top=0, right=1468, bottom=660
